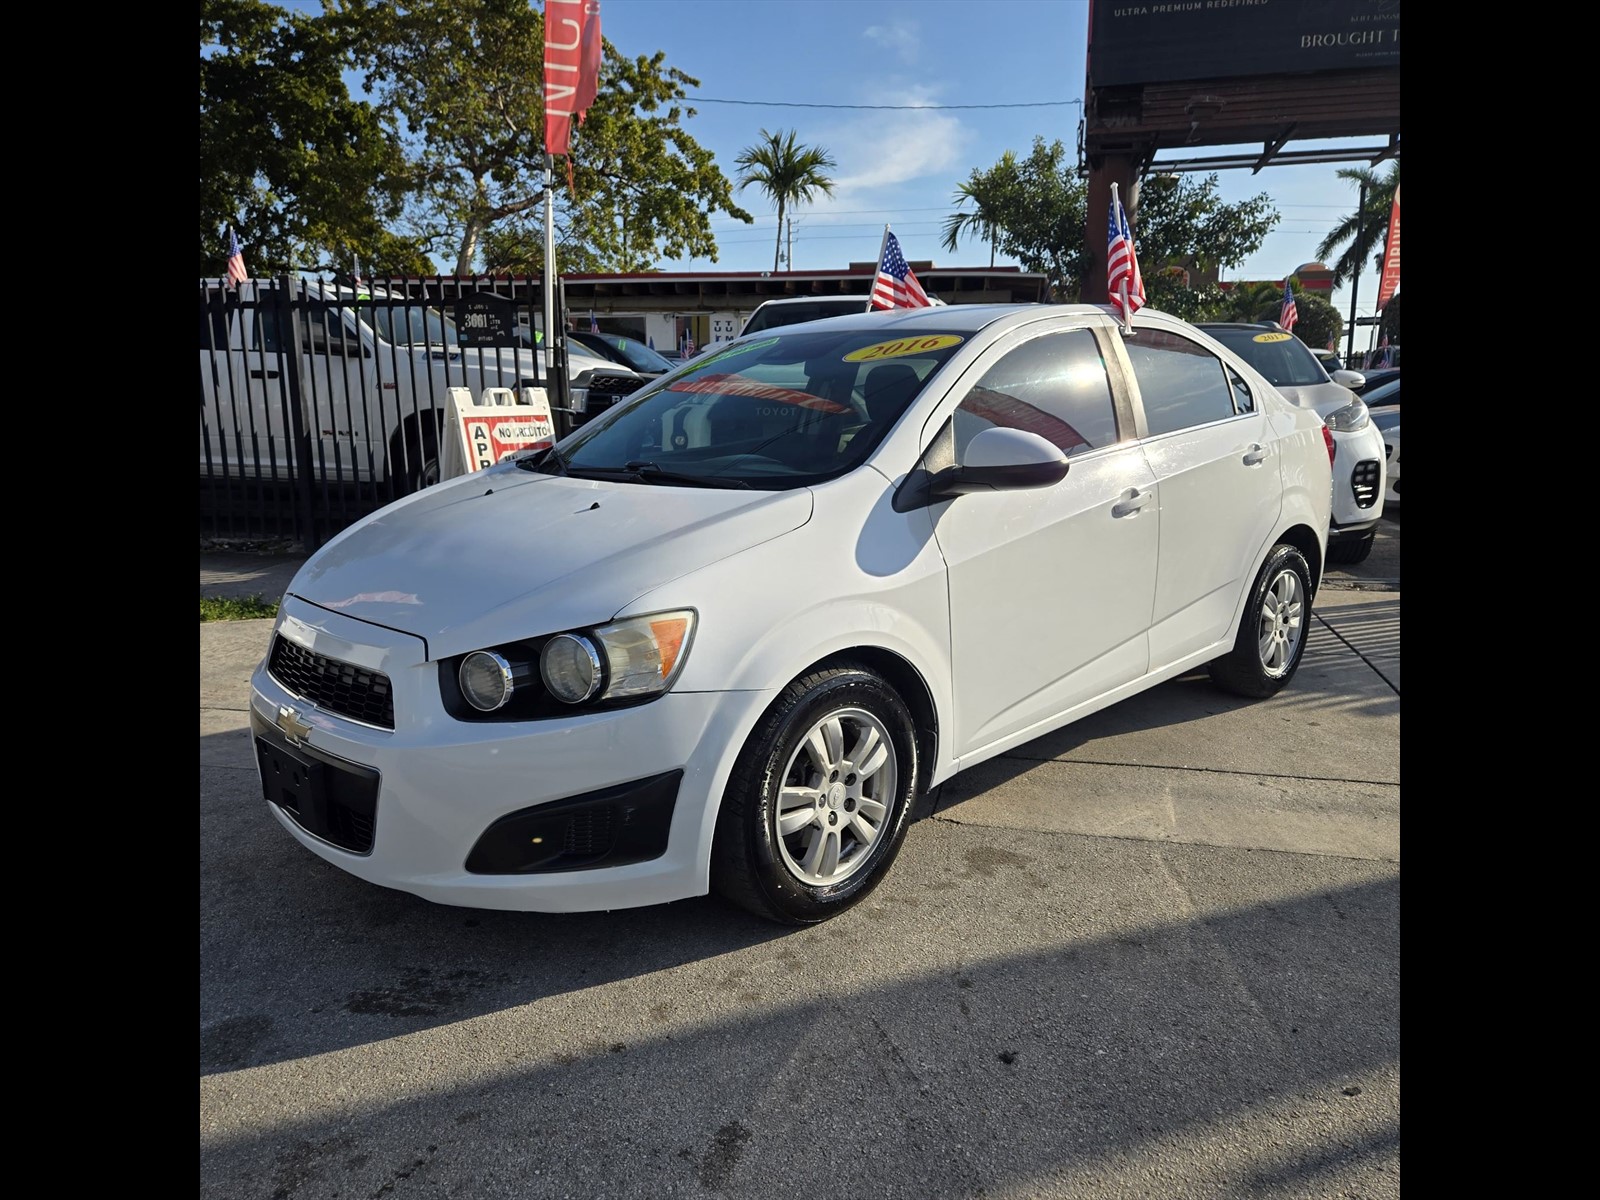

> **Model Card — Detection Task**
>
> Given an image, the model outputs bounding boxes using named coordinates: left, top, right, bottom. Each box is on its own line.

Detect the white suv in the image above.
left=1198, top=324, right=1386, bottom=564
left=199, top=279, right=644, bottom=492
left=741, top=294, right=946, bottom=337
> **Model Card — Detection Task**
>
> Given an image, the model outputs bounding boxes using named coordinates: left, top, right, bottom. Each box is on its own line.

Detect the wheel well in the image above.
left=809, top=647, right=939, bottom=796
left=389, top=411, right=443, bottom=477
left=1276, top=523, right=1324, bottom=595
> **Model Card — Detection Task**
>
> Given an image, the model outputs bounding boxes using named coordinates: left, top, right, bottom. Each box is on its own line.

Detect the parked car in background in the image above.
left=1311, top=348, right=1348, bottom=374
left=569, top=330, right=676, bottom=378
left=1354, top=368, right=1401, bottom=397
left=249, top=303, right=1331, bottom=925
left=1196, top=323, right=1386, bottom=564
left=741, top=293, right=946, bottom=337
left=1370, top=407, right=1399, bottom=506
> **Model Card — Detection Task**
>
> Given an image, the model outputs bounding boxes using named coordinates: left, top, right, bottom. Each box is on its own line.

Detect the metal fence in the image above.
left=199, top=275, right=640, bottom=548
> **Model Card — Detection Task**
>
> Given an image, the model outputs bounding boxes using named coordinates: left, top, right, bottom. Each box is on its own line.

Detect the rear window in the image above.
left=742, top=300, right=870, bottom=336
left=1201, top=327, right=1328, bottom=387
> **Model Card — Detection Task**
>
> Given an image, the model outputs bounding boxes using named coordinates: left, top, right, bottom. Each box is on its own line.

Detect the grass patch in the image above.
left=200, top=594, right=279, bottom=622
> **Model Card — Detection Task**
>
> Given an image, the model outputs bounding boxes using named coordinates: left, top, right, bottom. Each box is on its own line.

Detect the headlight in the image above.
left=591, top=610, right=696, bottom=700
left=460, top=651, right=530, bottom=712
left=568, top=386, right=588, bottom=413
left=1323, top=399, right=1370, bottom=433
left=540, top=633, right=603, bottom=703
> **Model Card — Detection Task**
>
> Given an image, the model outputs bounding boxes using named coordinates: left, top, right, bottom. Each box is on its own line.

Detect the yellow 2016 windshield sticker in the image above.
left=844, top=334, right=964, bottom=363
left=1252, top=332, right=1293, bottom=343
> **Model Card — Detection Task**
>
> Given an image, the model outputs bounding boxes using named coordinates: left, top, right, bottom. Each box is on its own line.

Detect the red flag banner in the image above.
left=544, top=0, right=601, bottom=159
left=1376, top=184, right=1400, bottom=311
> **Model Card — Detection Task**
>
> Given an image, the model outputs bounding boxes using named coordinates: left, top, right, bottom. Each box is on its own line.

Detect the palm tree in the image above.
left=1316, top=161, right=1400, bottom=288
left=941, top=163, right=1011, bottom=267
left=734, top=129, right=837, bottom=273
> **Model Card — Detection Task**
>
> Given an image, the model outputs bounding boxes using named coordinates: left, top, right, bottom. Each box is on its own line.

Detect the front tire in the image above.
left=1208, top=544, right=1313, bottom=698
left=711, top=664, right=918, bottom=924
left=1327, top=529, right=1374, bottom=564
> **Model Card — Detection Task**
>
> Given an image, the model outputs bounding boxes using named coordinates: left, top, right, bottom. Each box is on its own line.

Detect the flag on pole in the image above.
left=590, top=310, right=600, bottom=333
left=1279, top=279, right=1298, bottom=332
left=1106, top=186, right=1144, bottom=327
left=1376, top=184, right=1400, bottom=312
left=225, top=227, right=248, bottom=289
left=544, top=1, right=603, bottom=159
left=870, top=230, right=932, bottom=310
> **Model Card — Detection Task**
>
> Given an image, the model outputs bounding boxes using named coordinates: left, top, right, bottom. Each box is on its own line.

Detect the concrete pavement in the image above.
left=199, top=539, right=1399, bottom=1198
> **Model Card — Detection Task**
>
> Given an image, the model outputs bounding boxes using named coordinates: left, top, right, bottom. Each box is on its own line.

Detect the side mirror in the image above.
left=1331, top=369, right=1366, bottom=388
left=929, top=427, right=1069, bottom=499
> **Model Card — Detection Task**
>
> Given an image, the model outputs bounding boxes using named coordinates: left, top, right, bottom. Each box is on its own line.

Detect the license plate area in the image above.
left=253, top=718, right=380, bottom=855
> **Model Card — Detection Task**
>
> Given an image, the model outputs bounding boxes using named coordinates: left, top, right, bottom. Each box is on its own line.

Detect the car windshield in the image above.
left=1202, top=328, right=1328, bottom=386
left=1364, top=380, right=1400, bottom=406
left=545, top=327, right=968, bottom=488
left=592, top=334, right=674, bottom=374
left=369, top=303, right=460, bottom=348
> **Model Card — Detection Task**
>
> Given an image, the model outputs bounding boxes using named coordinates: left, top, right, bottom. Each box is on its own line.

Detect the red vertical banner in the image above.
left=544, top=0, right=601, bottom=159
left=1376, top=184, right=1400, bottom=310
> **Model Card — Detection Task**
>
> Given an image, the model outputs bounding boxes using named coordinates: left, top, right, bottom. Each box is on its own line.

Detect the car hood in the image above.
left=287, top=469, right=813, bottom=659
left=1271, top=381, right=1360, bottom=420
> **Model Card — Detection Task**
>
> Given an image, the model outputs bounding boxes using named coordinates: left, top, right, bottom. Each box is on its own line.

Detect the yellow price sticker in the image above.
left=844, top=334, right=964, bottom=363
left=1252, top=332, right=1293, bottom=343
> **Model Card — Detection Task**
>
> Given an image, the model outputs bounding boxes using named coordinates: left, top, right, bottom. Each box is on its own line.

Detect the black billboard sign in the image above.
left=453, top=295, right=516, bottom=348
left=1089, top=0, right=1400, bottom=87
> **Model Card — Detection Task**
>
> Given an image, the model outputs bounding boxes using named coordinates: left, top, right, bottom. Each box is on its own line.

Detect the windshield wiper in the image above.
left=564, top=461, right=749, bottom=488
left=517, top=444, right=568, bottom=475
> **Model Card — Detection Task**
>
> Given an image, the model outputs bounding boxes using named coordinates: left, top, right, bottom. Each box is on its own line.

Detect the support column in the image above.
left=1084, top=154, right=1138, bottom=303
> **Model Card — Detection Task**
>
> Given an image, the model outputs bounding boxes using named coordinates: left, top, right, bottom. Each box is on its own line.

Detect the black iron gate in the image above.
left=199, top=274, right=626, bottom=548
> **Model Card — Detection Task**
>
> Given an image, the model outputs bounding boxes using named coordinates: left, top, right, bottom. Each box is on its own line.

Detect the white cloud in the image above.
left=864, top=20, right=920, bottom=64
left=812, top=87, right=973, bottom=205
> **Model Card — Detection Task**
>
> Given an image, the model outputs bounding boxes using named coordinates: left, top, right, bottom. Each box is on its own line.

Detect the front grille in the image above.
left=254, top=729, right=381, bottom=855
left=1350, top=459, right=1381, bottom=509
left=268, top=636, right=395, bottom=729
left=585, top=372, right=645, bottom=394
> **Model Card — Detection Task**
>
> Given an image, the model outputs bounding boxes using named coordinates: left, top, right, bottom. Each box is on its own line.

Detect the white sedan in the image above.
left=1365, top=380, right=1400, bottom=506
left=250, top=305, right=1332, bottom=924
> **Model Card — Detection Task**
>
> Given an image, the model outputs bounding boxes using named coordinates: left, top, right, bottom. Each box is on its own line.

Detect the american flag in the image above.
left=225, top=227, right=248, bottom=289
left=870, top=231, right=932, bottom=310
left=589, top=310, right=600, bottom=333
left=1106, top=193, right=1144, bottom=319
left=1279, top=280, right=1298, bottom=332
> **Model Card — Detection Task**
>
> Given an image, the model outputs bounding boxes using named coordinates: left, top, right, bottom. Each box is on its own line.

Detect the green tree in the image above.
left=949, top=141, right=1278, bottom=302
left=334, top=0, right=751, bottom=274
left=1377, top=292, right=1400, bottom=345
left=199, top=0, right=422, bottom=275
left=1203, top=278, right=1342, bottom=350
left=1130, top=174, right=1279, bottom=281
left=734, top=129, right=838, bottom=273
left=940, top=158, right=1017, bottom=268
left=1315, top=162, right=1400, bottom=288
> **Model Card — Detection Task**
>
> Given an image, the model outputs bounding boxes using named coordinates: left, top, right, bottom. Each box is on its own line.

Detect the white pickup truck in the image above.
left=199, top=279, right=646, bottom=492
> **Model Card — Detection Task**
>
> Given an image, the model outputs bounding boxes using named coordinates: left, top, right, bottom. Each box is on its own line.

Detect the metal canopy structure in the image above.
left=1080, top=0, right=1400, bottom=302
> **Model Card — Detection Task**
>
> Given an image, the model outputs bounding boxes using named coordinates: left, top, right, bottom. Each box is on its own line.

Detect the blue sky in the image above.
left=274, top=0, right=1393, bottom=351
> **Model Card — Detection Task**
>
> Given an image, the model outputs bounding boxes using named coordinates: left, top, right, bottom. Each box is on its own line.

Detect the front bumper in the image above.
left=1329, top=423, right=1386, bottom=528
left=249, top=597, right=774, bottom=912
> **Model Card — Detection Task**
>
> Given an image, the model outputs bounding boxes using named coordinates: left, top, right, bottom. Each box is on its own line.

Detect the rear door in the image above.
left=1111, top=320, right=1282, bottom=670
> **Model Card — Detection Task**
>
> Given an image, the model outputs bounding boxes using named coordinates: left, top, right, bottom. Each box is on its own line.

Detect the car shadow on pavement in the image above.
left=200, top=810, right=1399, bottom=1199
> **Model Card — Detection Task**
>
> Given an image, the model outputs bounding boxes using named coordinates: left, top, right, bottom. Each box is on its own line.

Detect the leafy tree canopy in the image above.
left=199, top=0, right=423, bottom=276
left=332, top=0, right=752, bottom=275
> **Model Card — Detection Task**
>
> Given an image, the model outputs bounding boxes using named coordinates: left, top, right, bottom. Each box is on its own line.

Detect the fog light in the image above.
left=541, top=634, right=603, bottom=703
left=460, top=651, right=516, bottom=711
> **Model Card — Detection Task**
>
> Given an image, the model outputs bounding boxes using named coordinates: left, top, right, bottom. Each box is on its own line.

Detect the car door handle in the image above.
left=249, top=368, right=280, bottom=379
left=1242, top=443, right=1268, bottom=466
left=1112, top=488, right=1150, bottom=518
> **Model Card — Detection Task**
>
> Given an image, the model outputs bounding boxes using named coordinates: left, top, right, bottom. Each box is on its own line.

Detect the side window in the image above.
left=952, top=329, right=1119, bottom=459
left=1123, top=329, right=1238, bottom=436
left=301, top=311, right=354, bottom=357
left=253, top=307, right=282, bottom=356
left=1225, top=365, right=1254, bottom=414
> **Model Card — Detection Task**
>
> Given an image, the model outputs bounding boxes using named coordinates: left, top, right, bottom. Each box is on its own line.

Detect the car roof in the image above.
left=751, top=302, right=1122, bottom=337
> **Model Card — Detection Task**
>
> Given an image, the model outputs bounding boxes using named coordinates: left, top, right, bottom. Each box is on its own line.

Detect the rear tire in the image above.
left=711, top=664, right=918, bottom=925
left=1208, top=544, right=1313, bottom=699
left=1327, top=530, right=1374, bottom=564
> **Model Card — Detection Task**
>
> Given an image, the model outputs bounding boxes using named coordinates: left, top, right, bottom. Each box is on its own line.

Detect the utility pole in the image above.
left=1344, top=180, right=1366, bottom=365
left=786, top=217, right=793, bottom=270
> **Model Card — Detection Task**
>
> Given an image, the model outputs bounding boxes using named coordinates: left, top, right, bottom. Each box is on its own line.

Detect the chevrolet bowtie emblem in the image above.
left=275, top=705, right=313, bottom=746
